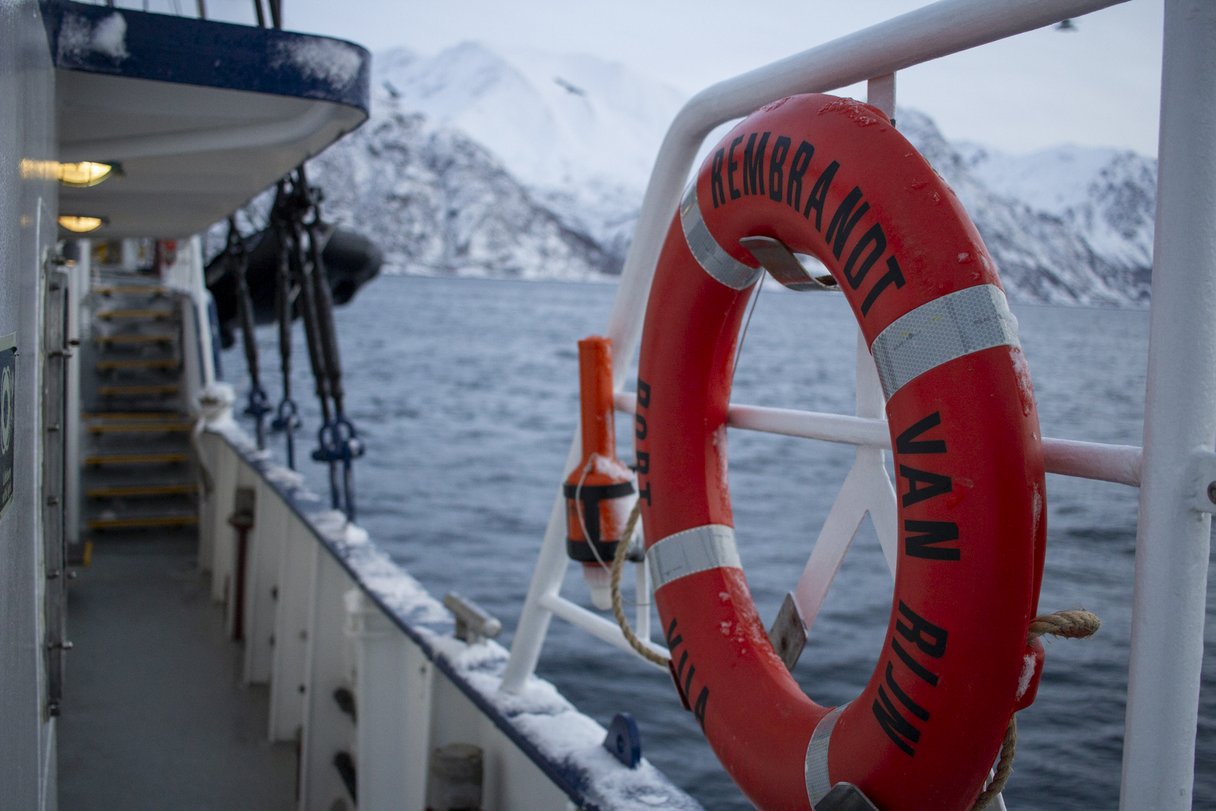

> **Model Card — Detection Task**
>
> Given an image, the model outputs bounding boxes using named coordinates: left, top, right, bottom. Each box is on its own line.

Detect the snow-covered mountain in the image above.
left=899, top=111, right=1155, bottom=305
left=307, top=42, right=1157, bottom=306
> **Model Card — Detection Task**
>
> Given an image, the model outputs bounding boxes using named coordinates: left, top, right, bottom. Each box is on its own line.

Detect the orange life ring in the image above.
left=635, top=94, right=1047, bottom=811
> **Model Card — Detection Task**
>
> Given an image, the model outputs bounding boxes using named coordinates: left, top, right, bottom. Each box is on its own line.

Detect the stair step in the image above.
left=84, top=452, right=191, bottom=466
left=87, top=483, right=196, bottom=498
left=96, top=358, right=180, bottom=372
left=86, top=513, right=198, bottom=530
left=96, top=309, right=177, bottom=321
left=95, top=334, right=177, bottom=346
left=99, top=384, right=181, bottom=397
left=84, top=411, right=187, bottom=421
left=94, top=284, right=170, bottom=298
left=87, top=421, right=192, bottom=435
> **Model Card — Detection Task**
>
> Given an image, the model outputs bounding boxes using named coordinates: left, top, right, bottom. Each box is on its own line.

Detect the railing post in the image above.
left=347, top=590, right=433, bottom=810
left=210, top=441, right=239, bottom=604
left=244, top=480, right=287, bottom=684
left=1121, top=1, right=1216, bottom=807
left=299, top=550, right=355, bottom=809
left=501, top=474, right=576, bottom=692
left=269, top=518, right=316, bottom=742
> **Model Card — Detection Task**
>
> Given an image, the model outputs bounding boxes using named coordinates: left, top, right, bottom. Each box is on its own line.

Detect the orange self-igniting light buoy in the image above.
left=564, top=336, right=635, bottom=610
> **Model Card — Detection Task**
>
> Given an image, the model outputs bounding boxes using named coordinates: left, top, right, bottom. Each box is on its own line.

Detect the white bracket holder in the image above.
left=1186, top=448, right=1216, bottom=513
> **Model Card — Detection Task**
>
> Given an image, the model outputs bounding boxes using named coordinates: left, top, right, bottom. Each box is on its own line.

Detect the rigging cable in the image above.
left=284, top=171, right=340, bottom=510
left=269, top=181, right=301, bottom=469
left=226, top=217, right=271, bottom=449
left=298, top=164, right=364, bottom=522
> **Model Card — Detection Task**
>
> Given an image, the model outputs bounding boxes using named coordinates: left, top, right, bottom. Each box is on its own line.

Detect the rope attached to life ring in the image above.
left=610, top=501, right=670, bottom=668
left=972, top=609, right=1101, bottom=809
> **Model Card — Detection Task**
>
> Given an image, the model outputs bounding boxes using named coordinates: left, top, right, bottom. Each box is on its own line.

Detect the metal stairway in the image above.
left=80, top=272, right=197, bottom=552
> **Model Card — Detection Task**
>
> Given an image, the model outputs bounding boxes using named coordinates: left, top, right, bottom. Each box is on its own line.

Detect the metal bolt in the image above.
left=47, top=569, right=61, bottom=580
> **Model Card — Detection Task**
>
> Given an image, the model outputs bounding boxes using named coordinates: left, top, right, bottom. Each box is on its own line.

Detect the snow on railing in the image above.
left=196, top=413, right=703, bottom=810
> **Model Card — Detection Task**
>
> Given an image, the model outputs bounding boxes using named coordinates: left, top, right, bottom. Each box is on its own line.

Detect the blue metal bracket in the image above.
left=602, top=712, right=642, bottom=769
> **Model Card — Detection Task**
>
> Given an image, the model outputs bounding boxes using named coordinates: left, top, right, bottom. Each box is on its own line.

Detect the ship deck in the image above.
left=58, top=533, right=296, bottom=811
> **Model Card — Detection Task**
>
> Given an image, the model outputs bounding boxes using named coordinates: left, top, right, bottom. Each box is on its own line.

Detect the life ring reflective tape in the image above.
left=635, top=94, right=1047, bottom=811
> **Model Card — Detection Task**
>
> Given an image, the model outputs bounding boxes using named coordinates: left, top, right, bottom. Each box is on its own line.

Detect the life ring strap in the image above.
left=870, top=284, right=1021, bottom=399
left=646, top=525, right=742, bottom=590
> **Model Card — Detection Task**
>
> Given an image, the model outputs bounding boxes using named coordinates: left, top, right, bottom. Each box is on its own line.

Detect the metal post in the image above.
left=299, top=551, right=355, bottom=809
left=348, top=590, right=432, bottom=811
left=1121, top=1, right=1216, bottom=807
left=244, top=481, right=286, bottom=684
left=501, top=466, right=577, bottom=692
left=268, top=518, right=316, bottom=741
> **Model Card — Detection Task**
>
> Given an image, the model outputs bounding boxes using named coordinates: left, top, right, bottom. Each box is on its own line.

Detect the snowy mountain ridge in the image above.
left=307, top=42, right=1157, bottom=306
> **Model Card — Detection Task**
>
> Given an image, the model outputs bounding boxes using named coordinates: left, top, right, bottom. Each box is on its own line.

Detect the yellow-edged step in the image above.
left=87, top=421, right=192, bottom=435
left=99, top=384, right=180, bottom=396
left=86, top=514, right=199, bottom=530
left=95, top=334, right=177, bottom=345
left=84, top=452, right=190, bottom=466
left=84, top=411, right=186, bottom=421
left=96, top=358, right=180, bottom=371
left=86, top=483, right=196, bottom=498
left=94, top=285, right=169, bottom=297
left=96, top=309, right=176, bottom=321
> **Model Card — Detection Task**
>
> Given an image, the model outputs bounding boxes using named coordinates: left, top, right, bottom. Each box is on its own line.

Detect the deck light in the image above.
left=19, top=159, right=118, bottom=188
left=56, top=161, right=117, bottom=188
left=57, top=215, right=106, bottom=234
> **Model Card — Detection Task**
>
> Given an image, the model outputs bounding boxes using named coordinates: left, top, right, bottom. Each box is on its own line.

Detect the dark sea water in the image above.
left=223, top=275, right=1215, bottom=810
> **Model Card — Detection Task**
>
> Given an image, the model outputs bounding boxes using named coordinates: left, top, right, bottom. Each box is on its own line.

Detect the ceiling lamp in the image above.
left=57, top=215, right=106, bottom=234
left=56, top=161, right=117, bottom=188
left=18, top=159, right=117, bottom=188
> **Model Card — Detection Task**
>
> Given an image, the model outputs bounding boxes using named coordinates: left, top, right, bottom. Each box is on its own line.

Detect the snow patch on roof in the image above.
left=59, top=11, right=129, bottom=62
left=274, top=38, right=362, bottom=92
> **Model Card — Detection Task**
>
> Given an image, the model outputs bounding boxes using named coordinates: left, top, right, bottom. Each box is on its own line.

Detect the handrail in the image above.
left=614, top=392, right=1144, bottom=486
left=604, top=0, right=1130, bottom=382
left=507, top=0, right=1133, bottom=696
left=500, top=3, right=1216, bottom=810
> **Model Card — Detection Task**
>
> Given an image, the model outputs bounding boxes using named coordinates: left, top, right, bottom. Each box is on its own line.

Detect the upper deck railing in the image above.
left=504, top=1, right=1216, bottom=809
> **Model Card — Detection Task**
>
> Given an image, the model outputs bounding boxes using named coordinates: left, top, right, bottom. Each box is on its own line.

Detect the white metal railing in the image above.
left=195, top=421, right=697, bottom=810
left=161, top=235, right=218, bottom=401
left=505, top=1, right=1216, bottom=809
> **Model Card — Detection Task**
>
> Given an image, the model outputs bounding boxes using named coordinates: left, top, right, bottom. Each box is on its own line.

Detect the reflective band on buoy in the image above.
left=646, top=525, right=742, bottom=590
left=870, top=284, right=1020, bottom=399
left=804, top=702, right=849, bottom=805
left=680, top=183, right=764, bottom=290
left=636, top=94, right=1048, bottom=811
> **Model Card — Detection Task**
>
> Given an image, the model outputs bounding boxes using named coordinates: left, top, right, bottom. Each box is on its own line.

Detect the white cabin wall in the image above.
left=0, top=1, right=58, bottom=809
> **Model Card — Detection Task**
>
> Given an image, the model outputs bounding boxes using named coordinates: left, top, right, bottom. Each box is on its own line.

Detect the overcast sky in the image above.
left=203, top=0, right=1164, bottom=157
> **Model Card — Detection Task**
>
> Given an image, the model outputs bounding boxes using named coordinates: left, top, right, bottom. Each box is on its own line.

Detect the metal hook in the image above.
left=739, top=235, right=839, bottom=292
